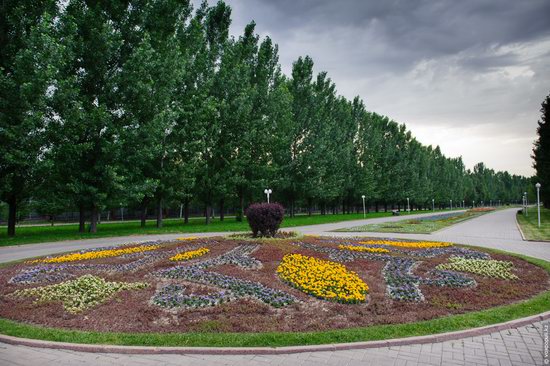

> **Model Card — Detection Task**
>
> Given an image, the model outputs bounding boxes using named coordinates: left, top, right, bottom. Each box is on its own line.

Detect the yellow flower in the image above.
left=170, top=247, right=209, bottom=261
left=277, top=253, right=369, bottom=303
left=338, top=245, right=390, bottom=253
left=358, top=240, right=452, bottom=248
left=176, top=237, right=199, bottom=241
left=28, top=244, right=160, bottom=264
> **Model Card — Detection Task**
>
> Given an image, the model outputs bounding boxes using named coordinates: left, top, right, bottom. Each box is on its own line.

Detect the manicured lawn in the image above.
left=337, top=210, right=486, bottom=234
left=0, top=248, right=548, bottom=347
left=517, top=207, right=550, bottom=241
left=0, top=209, right=467, bottom=247
left=0, top=212, right=397, bottom=247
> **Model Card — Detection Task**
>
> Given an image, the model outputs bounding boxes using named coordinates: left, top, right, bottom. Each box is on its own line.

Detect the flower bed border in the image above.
left=0, top=244, right=549, bottom=349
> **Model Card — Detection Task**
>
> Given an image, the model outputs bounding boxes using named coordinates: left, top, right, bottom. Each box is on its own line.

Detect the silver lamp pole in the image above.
left=407, top=197, right=410, bottom=212
left=361, top=195, right=366, bottom=218
left=536, top=183, right=541, bottom=228
left=264, top=189, right=272, bottom=203
left=432, top=198, right=435, bottom=211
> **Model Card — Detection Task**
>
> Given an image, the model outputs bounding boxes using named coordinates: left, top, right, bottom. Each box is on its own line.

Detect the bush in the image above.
left=245, top=203, right=285, bottom=237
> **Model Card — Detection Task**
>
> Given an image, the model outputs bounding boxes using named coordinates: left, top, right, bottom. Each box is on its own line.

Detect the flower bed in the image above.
left=28, top=244, right=160, bottom=263
left=170, top=247, right=210, bottom=261
left=338, top=244, right=390, bottom=253
left=359, top=240, right=452, bottom=248
left=436, top=256, right=518, bottom=280
left=0, top=236, right=547, bottom=334
left=277, top=253, right=369, bottom=303
left=10, top=275, right=147, bottom=313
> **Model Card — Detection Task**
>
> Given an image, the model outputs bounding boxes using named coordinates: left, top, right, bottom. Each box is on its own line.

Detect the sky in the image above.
left=209, top=0, right=550, bottom=176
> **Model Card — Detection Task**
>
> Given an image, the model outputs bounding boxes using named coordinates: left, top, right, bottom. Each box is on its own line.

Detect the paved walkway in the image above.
left=1, top=207, right=549, bottom=366
left=0, top=321, right=546, bottom=365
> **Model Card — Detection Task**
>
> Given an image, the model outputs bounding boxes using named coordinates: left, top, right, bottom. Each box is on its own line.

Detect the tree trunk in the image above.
left=184, top=197, right=189, bottom=224
left=156, top=197, right=163, bottom=228
left=7, top=196, right=16, bottom=237
left=219, top=198, right=225, bottom=221
left=89, top=204, right=98, bottom=233
left=79, top=204, right=85, bottom=233
left=307, top=198, right=313, bottom=216
left=375, top=202, right=379, bottom=212
left=290, top=199, right=295, bottom=218
left=140, top=207, right=148, bottom=227
left=50, top=215, right=55, bottom=226
left=205, top=204, right=212, bottom=225
left=384, top=202, right=388, bottom=212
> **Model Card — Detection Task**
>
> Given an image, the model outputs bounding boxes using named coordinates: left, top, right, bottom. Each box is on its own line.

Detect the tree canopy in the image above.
left=0, top=0, right=532, bottom=236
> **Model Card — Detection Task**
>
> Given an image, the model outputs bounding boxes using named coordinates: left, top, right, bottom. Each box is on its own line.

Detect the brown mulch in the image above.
left=0, top=237, right=548, bottom=334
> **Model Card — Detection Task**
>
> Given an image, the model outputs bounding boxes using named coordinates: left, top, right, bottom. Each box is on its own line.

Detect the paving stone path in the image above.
left=0, top=321, right=546, bottom=365
left=1, top=207, right=548, bottom=366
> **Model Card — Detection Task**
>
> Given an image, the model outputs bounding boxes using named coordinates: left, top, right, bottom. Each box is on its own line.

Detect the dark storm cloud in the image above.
left=214, top=0, right=550, bottom=176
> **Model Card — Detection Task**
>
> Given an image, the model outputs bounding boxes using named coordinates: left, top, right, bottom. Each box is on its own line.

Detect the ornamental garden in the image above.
left=0, top=234, right=547, bottom=334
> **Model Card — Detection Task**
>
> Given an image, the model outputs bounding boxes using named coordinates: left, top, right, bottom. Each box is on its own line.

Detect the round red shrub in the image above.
left=245, top=203, right=285, bottom=237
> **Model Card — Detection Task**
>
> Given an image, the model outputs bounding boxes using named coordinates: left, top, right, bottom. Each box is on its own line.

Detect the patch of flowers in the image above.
left=436, top=257, right=518, bottom=280
left=27, top=244, right=160, bottom=264
left=154, top=245, right=295, bottom=308
left=338, top=244, right=390, bottom=253
left=10, top=274, right=148, bottom=313
left=170, top=247, right=210, bottom=261
left=8, top=265, right=74, bottom=284
left=358, top=240, right=453, bottom=248
left=418, top=212, right=464, bottom=221
left=176, top=237, right=199, bottom=241
left=277, top=253, right=369, bottom=303
left=152, top=284, right=234, bottom=308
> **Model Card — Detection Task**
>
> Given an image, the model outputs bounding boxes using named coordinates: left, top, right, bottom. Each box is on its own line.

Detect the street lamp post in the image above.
left=490, top=200, right=492, bottom=207
left=432, top=198, right=435, bottom=212
left=264, top=189, right=272, bottom=203
left=473, top=200, right=475, bottom=208
left=450, top=199, right=453, bottom=210
left=361, top=195, right=366, bottom=218
left=120, top=203, right=124, bottom=221
left=536, top=183, right=541, bottom=228
left=407, top=197, right=410, bottom=213
left=524, top=192, right=528, bottom=216
left=462, top=200, right=465, bottom=209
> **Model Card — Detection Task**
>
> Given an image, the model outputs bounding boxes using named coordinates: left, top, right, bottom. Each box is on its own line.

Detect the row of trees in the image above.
left=1, top=0, right=530, bottom=236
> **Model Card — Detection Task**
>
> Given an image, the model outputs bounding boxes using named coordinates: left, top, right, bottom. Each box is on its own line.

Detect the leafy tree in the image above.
left=0, top=1, right=60, bottom=236
left=533, top=92, right=550, bottom=208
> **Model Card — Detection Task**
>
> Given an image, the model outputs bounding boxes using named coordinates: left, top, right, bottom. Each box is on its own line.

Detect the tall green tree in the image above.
left=0, top=1, right=60, bottom=236
left=533, top=92, right=550, bottom=208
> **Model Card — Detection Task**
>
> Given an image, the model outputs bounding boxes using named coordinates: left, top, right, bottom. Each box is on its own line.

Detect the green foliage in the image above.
left=10, top=274, right=148, bottom=313
left=436, top=257, right=518, bottom=280
left=533, top=92, right=550, bottom=208
left=1, top=1, right=532, bottom=237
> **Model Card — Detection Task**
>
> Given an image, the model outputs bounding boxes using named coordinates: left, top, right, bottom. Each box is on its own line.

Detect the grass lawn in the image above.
left=336, top=210, right=486, bottom=234
left=0, top=209, right=468, bottom=247
left=516, top=206, right=550, bottom=241
left=0, top=212, right=393, bottom=247
left=0, top=247, right=548, bottom=347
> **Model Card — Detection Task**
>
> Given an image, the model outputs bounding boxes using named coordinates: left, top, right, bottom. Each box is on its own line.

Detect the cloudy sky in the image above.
left=215, top=0, right=550, bottom=176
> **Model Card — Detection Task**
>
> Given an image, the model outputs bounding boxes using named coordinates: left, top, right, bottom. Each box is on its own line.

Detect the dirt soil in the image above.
left=0, top=236, right=548, bottom=333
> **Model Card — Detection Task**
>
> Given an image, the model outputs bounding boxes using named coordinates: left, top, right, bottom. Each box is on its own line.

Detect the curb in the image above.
left=515, top=213, right=528, bottom=241
left=1, top=311, right=549, bottom=355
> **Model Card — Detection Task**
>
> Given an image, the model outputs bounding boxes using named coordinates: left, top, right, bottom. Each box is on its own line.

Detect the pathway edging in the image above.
left=1, top=310, right=549, bottom=355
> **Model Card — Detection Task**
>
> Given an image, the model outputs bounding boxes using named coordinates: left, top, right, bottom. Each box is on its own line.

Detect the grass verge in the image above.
left=0, top=209, right=463, bottom=247
left=516, top=207, right=550, bottom=241
left=337, top=210, right=487, bottom=234
left=0, top=247, right=548, bottom=347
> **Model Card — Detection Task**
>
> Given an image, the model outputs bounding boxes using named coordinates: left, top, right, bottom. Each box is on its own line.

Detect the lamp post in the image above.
left=264, top=189, right=272, bottom=203
left=450, top=199, right=452, bottom=210
left=490, top=200, right=492, bottom=207
left=524, top=192, right=528, bottom=216
left=432, top=198, right=435, bottom=212
left=361, top=195, right=366, bottom=218
left=406, top=197, right=410, bottom=212
left=473, top=200, right=475, bottom=208
left=120, top=203, right=124, bottom=221
left=462, top=200, right=465, bottom=209
left=536, top=183, right=541, bottom=228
